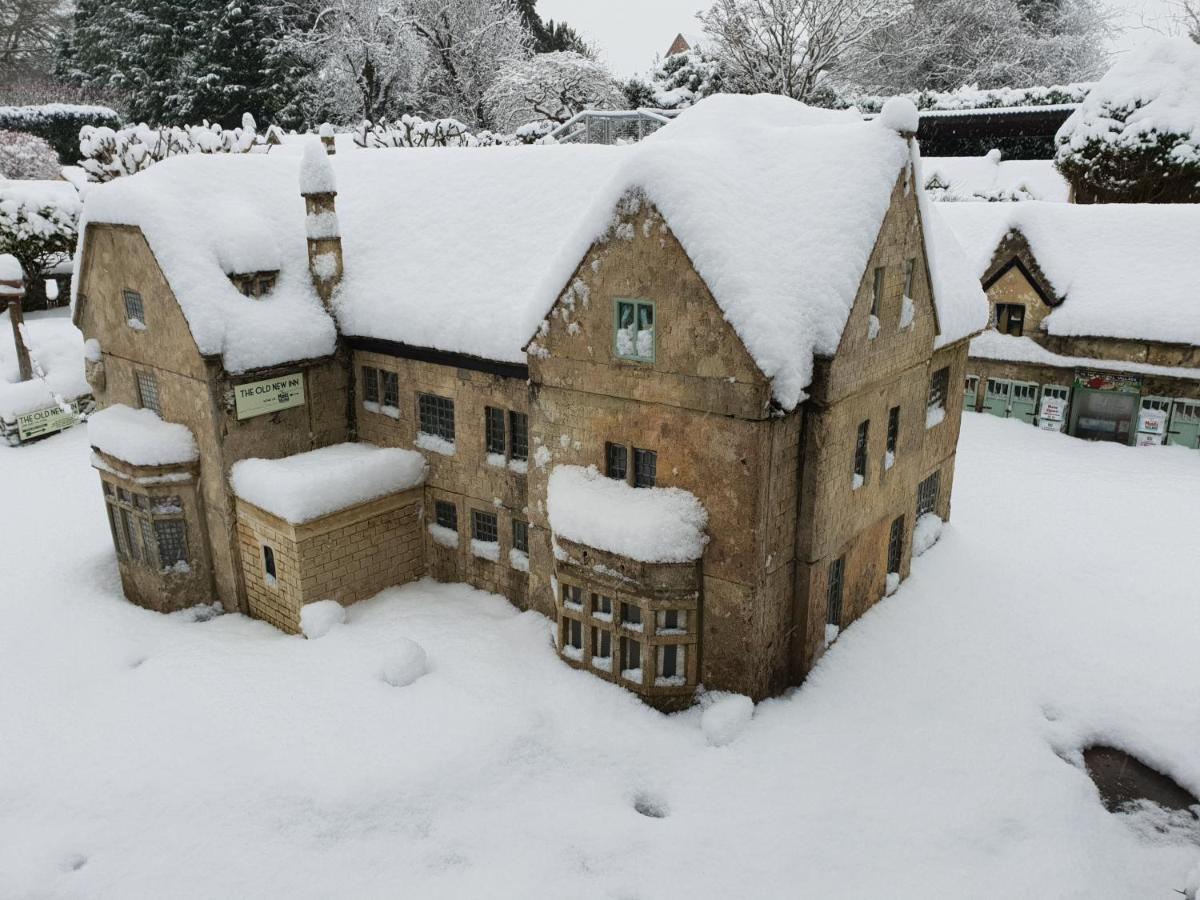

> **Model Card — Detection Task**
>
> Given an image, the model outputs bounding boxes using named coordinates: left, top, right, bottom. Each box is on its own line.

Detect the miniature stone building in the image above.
left=72, top=96, right=988, bottom=706
left=943, top=202, right=1200, bottom=447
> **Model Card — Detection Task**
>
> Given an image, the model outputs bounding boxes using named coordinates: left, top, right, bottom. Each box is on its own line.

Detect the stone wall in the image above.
left=353, top=349, right=531, bottom=607
left=236, top=489, right=424, bottom=634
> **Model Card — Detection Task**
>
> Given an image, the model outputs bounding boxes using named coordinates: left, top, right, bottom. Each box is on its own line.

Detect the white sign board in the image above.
left=1037, top=419, right=1064, bottom=433
left=1135, top=432, right=1164, bottom=447
left=1137, top=410, right=1167, bottom=435
left=1039, top=398, right=1066, bottom=421
left=235, top=373, right=305, bottom=420
left=16, top=400, right=81, bottom=441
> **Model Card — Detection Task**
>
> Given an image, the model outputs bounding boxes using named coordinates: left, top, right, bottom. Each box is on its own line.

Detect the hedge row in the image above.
left=0, top=104, right=122, bottom=163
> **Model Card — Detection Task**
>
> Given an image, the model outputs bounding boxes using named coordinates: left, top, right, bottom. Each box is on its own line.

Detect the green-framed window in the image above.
left=614, top=299, right=655, bottom=363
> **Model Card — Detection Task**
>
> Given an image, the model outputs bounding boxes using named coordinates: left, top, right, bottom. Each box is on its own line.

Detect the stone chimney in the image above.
left=299, top=139, right=343, bottom=311
left=0, top=254, right=32, bottom=382
left=318, top=122, right=336, bottom=155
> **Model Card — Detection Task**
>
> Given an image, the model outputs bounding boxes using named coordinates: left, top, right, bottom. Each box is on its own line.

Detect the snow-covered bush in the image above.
left=300, top=600, right=346, bottom=639
left=484, top=51, right=624, bottom=132
left=0, top=130, right=61, bottom=180
left=850, top=82, right=1092, bottom=114
left=380, top=638, right=428, bottom=687
left=0, top=104, right=121, bottom=162
left=78, top=114, right=261, bottom=182
left=1055, top=38, right=1200, bottom=204
left=0, top=182, right=80, bottom=302
left=353, top=113, right=552, bottom=149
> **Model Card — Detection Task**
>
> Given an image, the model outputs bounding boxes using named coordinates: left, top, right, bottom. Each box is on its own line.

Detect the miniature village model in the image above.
left=73, top=96, right=989, bottom=706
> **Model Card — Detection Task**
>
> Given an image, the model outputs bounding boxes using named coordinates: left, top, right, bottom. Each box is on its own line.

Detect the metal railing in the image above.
left=549, top=109, right=678, bottom=145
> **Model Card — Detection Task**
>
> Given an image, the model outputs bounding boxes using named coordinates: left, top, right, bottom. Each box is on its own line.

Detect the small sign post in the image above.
left=234, top=373, right=305, bottom=420
left=17, top=400, right=81, bottom=441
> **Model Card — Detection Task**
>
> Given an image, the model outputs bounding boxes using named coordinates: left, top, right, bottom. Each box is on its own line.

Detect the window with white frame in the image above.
left=614, top=299, right=655, bottom=362
left=657, top=609, right=687, bottom=633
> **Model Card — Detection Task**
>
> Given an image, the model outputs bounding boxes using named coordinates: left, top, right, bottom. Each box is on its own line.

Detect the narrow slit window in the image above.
left=917, top=471, right=941, bottom=518
left=658, top=644, right=684, bottom=680
left=509, top=412, right=529, bottom=461
left=854, top=420, right=869, bottom=482
left=887, top=406, right=900, bottom=457
left=263, top=545, right=276, bottom=581
left=361, top=366, right=379, bottom=404
left=381, top=371, right=399, bottom=408
left=621, top=637, right=643, bottom=679
left=592, top=627, right=612, bottom=660
left=887, top=516, right=905, bottom=574
left=512, top=519, right=528, bottom=554
left=903, top=258, right=916, bottom=298
left=485, top=407, right=507, bottom=455
left=605, top=442, right=628, bottom=482
left=871, top=266, right=885, bottom=317
left=827, top=557, right=845, bottom=628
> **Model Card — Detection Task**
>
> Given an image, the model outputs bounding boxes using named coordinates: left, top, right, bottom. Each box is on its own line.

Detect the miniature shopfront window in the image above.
left=102, top=485, right=189, bottom=573
left=123, top=289, right=145, bottom=326
left=592, top=627, right=613, bottom=664
left=381, top=371, right=399, bottom=408
left=418, top=393, right=455, bottom=442
left=887, top=515, right=905, bottom=574
left=614, top=299, right=655, bottom=362
left=827, top=557, right=845, bottom=629
left=361, top=366, right=379, bottom=404
left=136, top=371, right=161, bottom=415
left=434, top=500, right=458, bottom=531
left=512, top=519, right=528, bottom=554
left=471, top=510, right=498, bottom=544
left=605, top=442, right=628, bottom=481
left=621, top=602, right=642, bottom=629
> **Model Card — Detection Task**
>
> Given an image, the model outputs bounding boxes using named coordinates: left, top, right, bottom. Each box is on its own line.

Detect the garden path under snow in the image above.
left=0, top=414, right=1197, bottom=898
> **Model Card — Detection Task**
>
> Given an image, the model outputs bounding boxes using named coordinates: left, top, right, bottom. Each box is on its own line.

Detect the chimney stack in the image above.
left=0, top=254, right=32, bottom=382
left=299, top=139, right=343, bottom=312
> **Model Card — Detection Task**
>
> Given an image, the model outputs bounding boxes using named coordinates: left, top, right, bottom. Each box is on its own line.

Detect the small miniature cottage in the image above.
left=72, top=95, right=987, bottom=706
left=943, top=202, right=1200, bottom=447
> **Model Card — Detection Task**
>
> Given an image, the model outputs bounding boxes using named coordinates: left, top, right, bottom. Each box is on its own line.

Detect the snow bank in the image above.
left=87, top=404, right=198, bottom=466
left=380, top=638, right=428, bottom=687
left=701, top=694, right=754, bottom=747
left=969, top=330, right=1200, bottom=382
left=546, top=465, right=707, bottom=563
left=231, top=442, right=426, bottom=524
left=923, top=156, right=1069, bottom=203
left=0, top=309, right=90, bottom=419
left=75, top=154, right=338, bottom=373
left=941, top=201, right=1200, bottom=346
left=912, top=513, right=943, bottom=557
left=300, top=599, right=345, bottom=639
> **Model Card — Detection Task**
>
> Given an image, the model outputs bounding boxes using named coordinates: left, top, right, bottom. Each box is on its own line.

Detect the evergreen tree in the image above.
left=515, top=0, right=588, bottom=54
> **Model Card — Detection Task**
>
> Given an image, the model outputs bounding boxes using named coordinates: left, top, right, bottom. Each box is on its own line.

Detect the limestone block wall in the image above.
left=1041, top=335, right=1200, bottom=370
left=985, top=265, right=1053, bottom=334
left=236, top=489, right=424, bottom=634
left=352, top=350, right=531, bottom=607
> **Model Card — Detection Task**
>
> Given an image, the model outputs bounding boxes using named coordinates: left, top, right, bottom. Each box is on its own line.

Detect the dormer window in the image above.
left=230, top=272, right=278, bottom=297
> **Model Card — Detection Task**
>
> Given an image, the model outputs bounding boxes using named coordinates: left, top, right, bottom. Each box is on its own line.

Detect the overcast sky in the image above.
left=538, top=0, right=1183, bottom=79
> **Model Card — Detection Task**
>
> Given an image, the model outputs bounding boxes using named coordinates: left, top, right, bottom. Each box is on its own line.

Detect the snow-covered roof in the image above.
left=230, top=442, right=427, bottom=524
left=88, top=404, right=199, bottom=466
left=75, top=94, right=986, bottom=409
left=74, top=157, right=338, bottom=374
left=969, top=330, right=1200, bottom=382
left=547, top=464, right=708, bottom=563
left=940, top=201, right=1200, bottom=346
left=0, top=177, right=81, bottom=211
left=923, top=153, right=1069, bottom=202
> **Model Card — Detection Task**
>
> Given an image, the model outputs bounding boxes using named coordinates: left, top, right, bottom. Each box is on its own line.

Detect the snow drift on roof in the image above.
left=230, top=442, right=427, bottom=524
left=0, top=254, right=20, bottom=282
left=75, top=155, right=338, bottom=373
left=970, top=330, right=1200, bottom=382
left=76, top=94, right=986, bottom=409
left=88, top=404, right=198, bottom=466
left=940, top=201, right=1200, bottom=346
left=547, top=464, right=708, bottom=563
left=923, top=154, right=1069, bottom=202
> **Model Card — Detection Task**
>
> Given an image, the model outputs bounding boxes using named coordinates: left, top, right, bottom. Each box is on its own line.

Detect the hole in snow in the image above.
left=1082, top=746, right=1199, bottom=815
left=633, top=793, right=668, bottom=819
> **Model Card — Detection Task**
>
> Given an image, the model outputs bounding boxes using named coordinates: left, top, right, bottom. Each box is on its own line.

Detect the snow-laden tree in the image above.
left=0, top=131, right=61, bottom=179
left=1, top=0, right=69, bottom=70
left=698, top=0, right=904, bottom=102
left=1168, top=0, right=1200, bottom=42
left=515, top=0, right=589, bottom=54
left=1055, top=37, right=1200, bottom=203
left=407, top=0, right=532, bottom=129
left=0, top=181, right=80, bottom=309
left=483, top=51, right=623, bottom=131
left=851, top=0, right=1109, bottom=95
left=278, top=0, right=425, bottom=126
left=650, top=47, right=726, bottom=110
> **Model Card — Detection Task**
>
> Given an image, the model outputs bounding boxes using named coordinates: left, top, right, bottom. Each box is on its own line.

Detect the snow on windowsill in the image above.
left=591, top=656, right=613, bottom=673
left=429, top=524, right=459, bottom=549
left=471, top=539, right=500, bottom=562
left=884, top=450, right=895, bottom=471
left=486, top=453, right=506, bottom=468
left=825, top=624, right=840, bottom=648
left=562, top=645, right=584, bottom=662
left=926, top=404, right=946, bottom=429
left=509, top=548, right=529, bottom=572
left=621, top=667, right=643, bottom=685
left=415, top=432, right=455, bottom=456
left=563, top=600, right=584, bottom=613
left=509, top=458, right=528, bottom=475
left=126, top=318, right=146, bottom=332
left=852, top=473, right=864, bottom=490
left=868, top=314, right=880, bottom=340
left=592, top=611, right=613, bottom=623
left=621, top=621, right=644, bottom=633
left=655, top=675, right=687, bottom=688
left=913, top=513, right=944, bottom=557
left=900, top=296, right=915, bottom=329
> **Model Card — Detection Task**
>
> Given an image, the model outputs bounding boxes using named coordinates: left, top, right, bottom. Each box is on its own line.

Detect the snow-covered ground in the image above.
left=0, top=415, right=1197, bottom=898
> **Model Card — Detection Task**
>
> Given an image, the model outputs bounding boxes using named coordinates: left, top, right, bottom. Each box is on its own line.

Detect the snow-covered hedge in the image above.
left=352, top=114, right=552, bottom=149
left=78, top=114, right=264, bottom=183
left=851, top=82, right=1091, bottom=115
left=1055, top=37, right=1200, bottom=204
left=0, top=131, right=61, bottom=180
left=0, top=104, right=121, bottom=163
